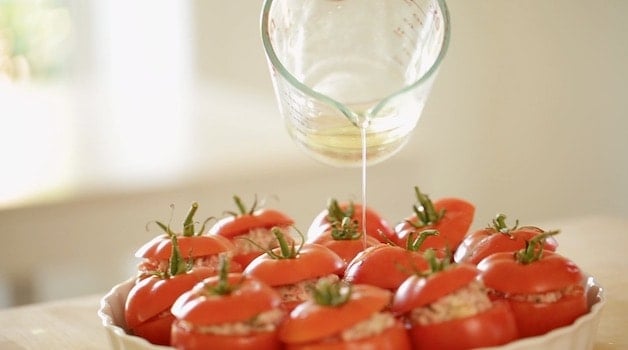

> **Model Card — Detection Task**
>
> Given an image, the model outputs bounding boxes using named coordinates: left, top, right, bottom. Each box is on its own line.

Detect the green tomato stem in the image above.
left=168, top=235, right=188, bottom=277
left=231, top=194, right=259, bottom=216
left=326, top=199, right=354, bottom=224
left=515, top=230, right=560, bottom=264
left=183, top=202, right=199, bottom=237
left=312, top=279, right=352, bottom=307
left=491, top=213, right=519, bottom=234
left=210, top=255, right=234, bottom=295
left=154, top=221, right=175, bottom=237
left=330, top=217, right=361, bottom=241
left=273, top=227, right=296, bottom=258
left=407, top=229, right=439, bottom=251
left=423, top=248, right=450, bottom=274
left=411, top=186, right=445, bottom=227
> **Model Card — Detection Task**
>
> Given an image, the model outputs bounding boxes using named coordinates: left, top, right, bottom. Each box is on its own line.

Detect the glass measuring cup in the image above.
left=261, top=0, right=450, bottom=167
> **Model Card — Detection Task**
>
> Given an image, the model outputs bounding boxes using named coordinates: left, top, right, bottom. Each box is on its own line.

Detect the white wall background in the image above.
left=1, top=0, right=627, bottom=307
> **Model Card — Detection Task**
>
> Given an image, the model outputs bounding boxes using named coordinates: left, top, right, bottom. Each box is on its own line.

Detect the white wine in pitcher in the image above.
left=262, top=0, right=450, bottom=166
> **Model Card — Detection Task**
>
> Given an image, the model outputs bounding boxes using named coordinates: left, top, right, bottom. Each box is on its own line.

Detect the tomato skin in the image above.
left=282, top=319, right=410, bottom=350
left=507, top=292, right=588, bottom=338
left=307, top=201, right=395, bottom=243
left=452, top=227, right=495, bottom=263
left=124, top=267, right=216, bottom=345
left=391, top=263, right=479, bottom=315
left=455, top=227, right=559, bottom=265
left=405, top=300, right=518, bottom=350
left=209, top=209, right=294, bottom=239
left=130, top=313, right=175, bottom=347
left=477, top=251, right=584, bottom=294
left=343, top=244, right=429, bottom=292
left=477, top=250, right=588, bottom=337
left=394, top=197, right=475, bottom=252
left=310, top=232, right=380, bottom=271
left=135, top=234, right=236, bottom=261
left=171, top=324, right=281, bottom=350
left=244, top=244, right=345, bottom=287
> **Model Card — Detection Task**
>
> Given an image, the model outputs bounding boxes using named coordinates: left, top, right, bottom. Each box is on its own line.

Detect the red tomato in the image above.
left=134, top=202, right=240, bottom=278
left=457, top=221, right=558, bottom=265
left=124, top=266, right=216, bottom=346
left=279, top=281, right=411, bottom=350
left=454, top=214, right=559, bottom=264
left=343, top=230, right=436, bottom=291
left=308, top=217, right=380, bottom=274
left=391, top=263, right=479, bottom=314
left=405, top=300, right=518, bottom=350
left=453, top=213, right=511, bottom=263
left=391, top=261, right=518, bottom=350
left=394, top=187, right=475, bottom=253
left=171, top=328, right=280, bottom=350
left=209, top=195, right=295, bottom=267
left=170, top=272, right=284, bottom=350
left=244, top=229, right=345, bottom=311
left=307, top=198, right=395, bottom=243
left=477, top=234, right=587, bottom=338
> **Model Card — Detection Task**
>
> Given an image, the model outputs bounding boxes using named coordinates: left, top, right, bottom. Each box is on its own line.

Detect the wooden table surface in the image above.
left=0, top=215, right=626, bottom=349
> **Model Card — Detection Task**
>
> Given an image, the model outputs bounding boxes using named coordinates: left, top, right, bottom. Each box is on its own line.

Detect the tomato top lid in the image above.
left=279, top=282, right=391, bottom=344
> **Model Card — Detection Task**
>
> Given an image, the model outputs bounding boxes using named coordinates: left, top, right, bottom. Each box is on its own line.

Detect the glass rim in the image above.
left=260, top=0, right=451, bottom=124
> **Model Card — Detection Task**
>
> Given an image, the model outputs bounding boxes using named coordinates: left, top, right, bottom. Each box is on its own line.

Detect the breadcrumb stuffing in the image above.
left=489, top=284, right=584, bottom=303
left=177, top=308, right=285, bottom=335
left=409, top=281, right=492, bottom=325
left=341, top=312, right=396, bottom=341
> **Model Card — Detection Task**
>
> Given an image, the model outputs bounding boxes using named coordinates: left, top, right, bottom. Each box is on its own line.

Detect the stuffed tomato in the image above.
left=307, top=198, right=395, bottom=243
left=308, top=216, right=380, bottom=275
left=134, top=202, right=240, bottom=279
left=244, top=228, right=345, bottom=312
left=391, top=252, right=518, bottom=350
left=209, top=195, right=295, bottom=267
left=477, top=233, right=588, bottom=338
left=393, top=186, right=475, bottom=253
left=454, top=213, right=558, bottom=264
left=279, top=280, right=411, bottom=350
left=343, top=229, right=435, bottom=292
left=171, top=266, right=285, bottom=350
left=125, top=234, right=220, bottom=346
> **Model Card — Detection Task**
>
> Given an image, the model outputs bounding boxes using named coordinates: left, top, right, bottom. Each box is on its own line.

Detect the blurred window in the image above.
left=0, top=1, right=194, bottom=209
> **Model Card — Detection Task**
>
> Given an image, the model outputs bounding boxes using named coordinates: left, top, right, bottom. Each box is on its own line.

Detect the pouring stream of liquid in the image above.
left=359, top=120, right=369, bottom=248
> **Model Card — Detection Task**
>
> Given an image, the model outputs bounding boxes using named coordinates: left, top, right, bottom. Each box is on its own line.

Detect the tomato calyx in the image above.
left=423, top=248, right=452, bottom=275
left=167, top=235, right=190, bottom=277
left=205, top=256, right=239, bottom=295
left=146, top=234, right=193, bottom=279
left=311, top=279, right=352, bottom=307
left=325, top=198, right=355, bottom=224
left=151, top=202, right=214, bottom=238
left=243, top=227, right=304, bottom=260
left=406, top=229, right=439, bottom=252
left=490, top=213, right=519, bottom=235
left=488, top=213, right=545, bottom=237
left=515, top=230, right=560, bottom=264
left=330, top=217, right=362, bottom=241
left=408, top=186, right=445, bottom=228
left=225, top=195, right=261, bottom=217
